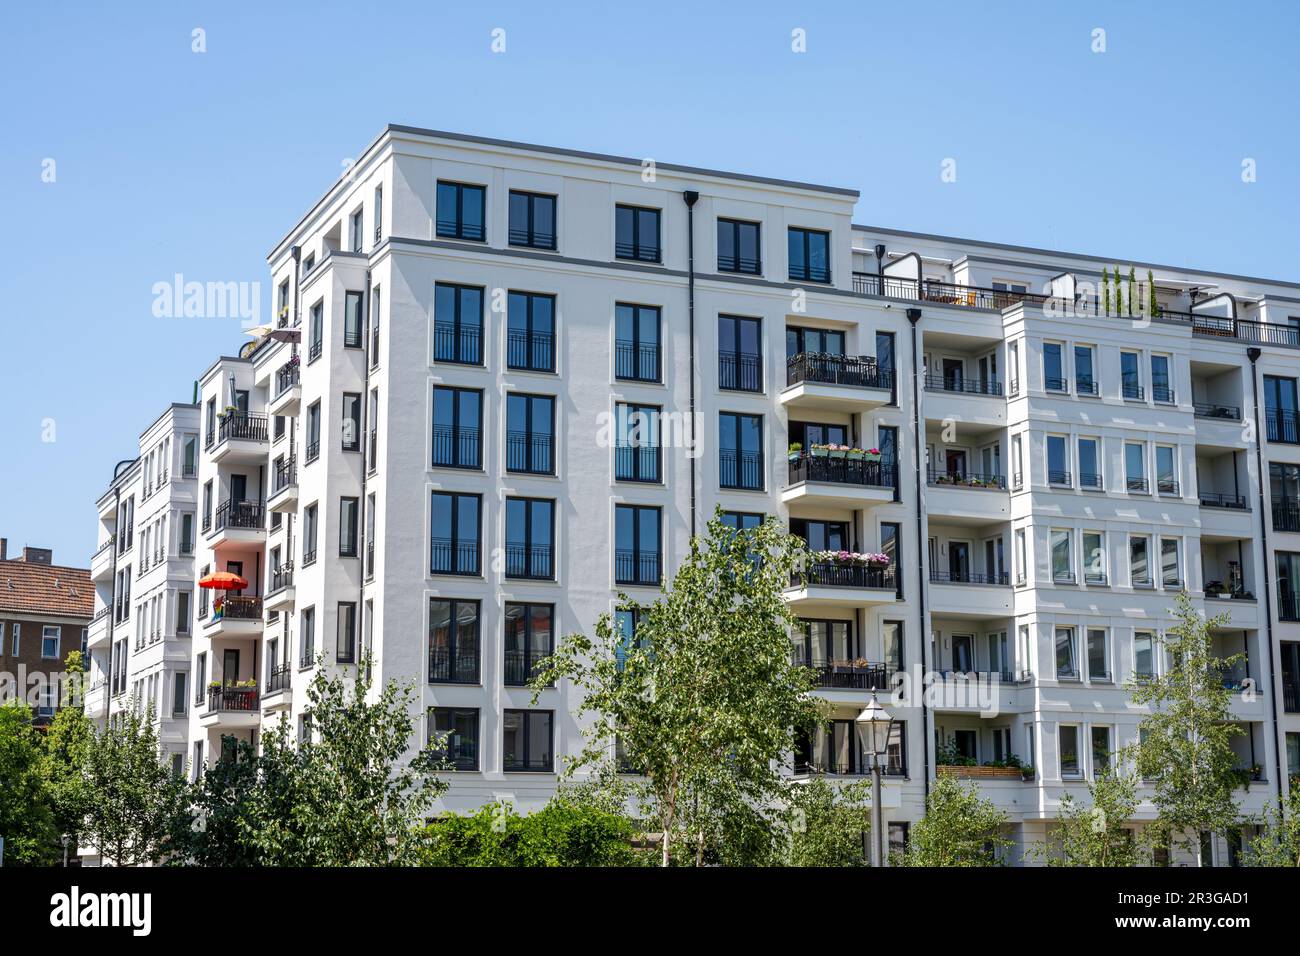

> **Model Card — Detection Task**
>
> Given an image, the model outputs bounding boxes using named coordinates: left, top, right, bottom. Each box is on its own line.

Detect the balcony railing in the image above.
left=802, top=661, right=894, bottom=691
left=926, top=468, right=1005, bottom=490
left=504, top=544, right=554, bottom=580
left=615, top=550, right=661, bottom=587
left=790, top=455, right=895, bottom=490
left=718, top=351, right=763, bottom=392
left=1273, top=503, right=1300, bottom=532
left=1266, top=410, right=1300, bottom=444
left=433, top=323, right=483, bottom=365
left=366, top=540, right=374, bottom=579
left=215, top=595, right=262, bottom=621
left=1152, top=385, right=1176, bottom=404
left=506, top=431, right=554, bottom=475
left=1157, top=478, right=1180, bottom=496
left=266, top=663, right=292, bottom=695
left=1076, top=379, right=1099, bottom=396
left=431, top=425, right=482, bottom=469
left=1194, top=402, right=1241, bottom=421
left=1044, top=376, right=1069, bottom=393
left=1048, top=470, right=1073, bottom=487
left=430, top=538, right=479, bottom=576
left=720, top=449, right=763, bottom=490
left=1200, top=492, right=1248, bottom=510
left=1284, top=680, right=1300, bottom=714
left=1126, top=476, right=1149, bottom=493
left=1280, top=592, right=1300, bottom=623
left=217, top=413, right=268, bottom=444
left=206, top=687, right=258, bottom=713
left=923, top=373, right=1003, bottom=396
left=786, top=352, right=893, bottom=391
left=614, top=445, right=661, bottom=483
left=614, top=339, right=660, bottom=382
left=1122, top=382, right=1145, bottom=401
left=272, top=457, right=296, bottom=494
left=792, top=562, right=897, bottom=591
left=794, top=758, right=907, bottom=778
left=1079, top=472, right=1104, bottom=490
left=275, top=362, right=300, bottom=397
left=929, top=569, right=1010, bottom=586
left=269, top=563, right=294, bottom=593
left=506, top=330, right=555, bottom=372
left=504, top=650, right=552, bottom=687
left=214, top=499, right=264, bottom=532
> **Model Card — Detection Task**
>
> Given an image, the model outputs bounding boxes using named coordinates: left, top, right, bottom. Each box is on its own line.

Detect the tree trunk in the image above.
left=660, top=827, right=670, bottom=867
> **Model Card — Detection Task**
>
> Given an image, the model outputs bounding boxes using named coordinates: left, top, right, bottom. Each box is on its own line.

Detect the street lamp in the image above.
left=856, top=693, right=894, bottom=867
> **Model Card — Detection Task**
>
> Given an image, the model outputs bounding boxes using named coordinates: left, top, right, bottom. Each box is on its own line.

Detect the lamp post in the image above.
left=856, top=693, right=894, bottom=867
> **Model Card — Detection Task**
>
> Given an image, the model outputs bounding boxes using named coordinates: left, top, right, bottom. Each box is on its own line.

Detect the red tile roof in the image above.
left=0, top=560, right=93, bottom=619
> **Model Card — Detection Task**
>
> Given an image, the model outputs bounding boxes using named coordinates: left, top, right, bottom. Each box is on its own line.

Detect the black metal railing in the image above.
left=270, top=563, right=294, bottom=593
left=1048, top=470, right=1073, bottom=486
left=214, top=499, right=264, bottom=532
left=1079, top=472, right=1104, bottom=490
left=305, top=439, right=320, bottom=462
left=1266, top=410, right=1300, bottom=444
left=504, top=544, right=554, bottom=580
left=218, top=596, right=262, bottom=620
left=275, top=363, right=299, bottom=397
left=792, top=563, right=897, bottom=591
left=1044, top=376, right=1069, bottom=393
left=430, top=538, right=479, bottom=576
left=926, top=468, right=1005, bottom=490
left=433, top=323, right=483, bottom=365
left=923, top=373, right=1003, bottom=396
left=720, top=449, right=763, bottom=490
left=786, top=352, right=893, bottom=391
left=794, top=758, right=907, bottom=778
left=272, top=457, right=296, bottom=494
left=615, top=239, right=660, bottom=263
left=431, top=425, right=481, bottom=469
left=308, top=340, right=322, bottom=363
left=615, top=550, right=661, bottom=587
left=506, top=330, right=555, bottom=372
left=206, top=687, right=258, bottom=713
left=1076, top=379, right=1099, bottom=396
left=1194, top=402, right=1240, bottom=421
left=614, top=445, right=661, bottom=483
left=852, top=272, right=925, bottom=299
left=508, top=226, right=555, bottom=249
left=791, top=455, right=895, bottom=489
left=614, top=339, right=660, bottom=382
left=1121, top=382, right=1145, bottom=401
left=1279, top=592, right=1300, bottom=623
left=929, top=569, right=1010, bottom=586
left=804, top=662, right=894, bottom=691
left=504, top=650, right=552, bottom=687
left=1273, top=503, right=1300, bottom=532
left=1126, top=476, right=1149, bottom=493
left=1153, top=384, right=1176, bottom=404
left=428, top=647, right=479, bottom=684
left=365, top=540, right=374, bottom=578
left=217, top=413, right=268, bottom=444
left=1284, top=680, right=1300, bottom=714
left=267, top=663, right=292, bottom=694
left=1157, top=478, right=1180, bottom=496
left=718, top=351, right=763, bottom=392
left=505, top=431, right=554, bottom=474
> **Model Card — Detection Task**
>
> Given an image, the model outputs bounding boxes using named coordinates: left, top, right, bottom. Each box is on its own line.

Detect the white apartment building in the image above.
left=98, top=126, right=1300, bottom=865
left=86, top=403, right=201, bottom=775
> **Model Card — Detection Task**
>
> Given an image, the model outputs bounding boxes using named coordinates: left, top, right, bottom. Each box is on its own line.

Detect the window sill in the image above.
left=1057, top=674, right=1082, bottom=683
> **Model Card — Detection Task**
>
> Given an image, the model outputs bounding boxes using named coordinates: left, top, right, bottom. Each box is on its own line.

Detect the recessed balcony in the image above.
left=209, top=499, right=265, bottom=547
left=210, top=413, right=270, bottom=464
left=267, top=458, right=298, bottom=514
left=264, top=564, right=295, bottom=613
left=924, top=470, right=1010, bottom=523
left=785, top=561, right=899, bottom=608
left=198, top=686, right=261, bottom=729
left=203, top=595, right=264, bottom=637
left=779, top=353, right=893, bottom=413
left=928, top=570, right=1014, bottom=618
left=261, top=663, right=293, bottom=714
left=267, top=362, right=301, bottom=417
left=781, top=453, right=896, bottom=508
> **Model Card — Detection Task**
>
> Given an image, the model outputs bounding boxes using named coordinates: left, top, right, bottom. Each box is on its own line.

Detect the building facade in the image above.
left=96, top=126, right=1300, bottom=864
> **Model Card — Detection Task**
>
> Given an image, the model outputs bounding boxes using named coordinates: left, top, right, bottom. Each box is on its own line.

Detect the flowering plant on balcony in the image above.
left=286, top=352, right=301, bottom=368
left=863, top=447, right=882, bottom=463
left=787, top=442, right=802, bottom=461
left=810, top=443, right=829, bottom=457
left=811, top=550, right=889, bottom=567
left=864, top=552, right=891, bottom=567
left=827, top=444, right=850, bottom=459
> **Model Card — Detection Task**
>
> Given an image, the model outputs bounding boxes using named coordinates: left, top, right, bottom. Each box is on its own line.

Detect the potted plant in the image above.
left=810, top=443, right=829, bottom=458
left=846, top=446, right=865, bottom=461
left=787, top=442, right=802, bottom=462
left=863, top=447, right=882, bottom=463
left=1020, top=764, right=1036, bottom=781
left=865, top=552, right=890, bottom=568
left=829, top=444, right=848, bottom=460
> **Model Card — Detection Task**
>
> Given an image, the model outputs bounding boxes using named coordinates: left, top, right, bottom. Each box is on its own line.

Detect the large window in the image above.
left=1151, top=354, right=1173, bottom=403
left=429, top=707, right=479, bottom=770
left=1130, top=536, right=1151, bottom=587
left=1120, top=351, right=1143, bottom=400
left=614, top=403, right=661, bottom=482
left=1074, top=345, right=1097, bottom=395
left=1078, top=437, right=1101, bottom=489
left=507, top=291, right=555, bottom=372
left=717, top=218, right=761, bottom=274
left=431, top=386, right=482, bottom=469
left=718, top=315, right=762, bottom=392
left=1279, top=552, right=1300, bottom=621
left=508, top=190, right=556, bottom=250
left=1047, top=435, right=1070, bottom=485
left=342, top=392, right=361, bottom=451
left=1134, top=632, right=1155, bottom=680
left=1059, top=725, right=1081, bottom=777
left=338, top=497, right=358, bottom=557
left=433, top=283, right=484, bottom=365
left=344, top=291, right=364, bottom=348
left=1043, top=342, right=1066, bottom=392
left=504, top=603, right=554, bottom=686
left=1091, top=726, right=1112, bottom=776
left=505, top=497, right=555, bottom=580
left=1082, top=531, right=1106, bottom=585
left=791, top=518, right=849, bottom=552
left=721, top=511, right=765, bottom=531
left=788, top=226, right=830, bottom=283
left=786, top=326, right=845, bottom=357
left=306, top=401, right=321, bottom=461
left=300, top=606, right=315, bottom=667
left=1160, top=537, right=1182, bottom=588
left=503, top=710, right=554, bottom=772
left=1156, top=445, right=1177, bottom=495
left=430, top=491, right=481, bottom=575
left=1087, top=628, right=1109, bottom=681
left=1051, top=529, right=1073, bottom=582
left=302, top=503, right=318, bottom=565
left=336, top=602, right=356, bottom=663
left=615, top=504, right=661, bottom=586
left=615, top=303, right=660, bottom=382
left=614, top=204, right=661, bottom=263
left=308, top=301, right=323, bottom=362
left=506, top=393, right=555, bottom=475
left=1055, top=627, right=1078, bottom=680
left=428, top=598, right=480, bottom=684
left=436, top=181, right=486, bottom=241
left=720, top=411, right=763, bottom=490
left=1125, top=442, right=1147, bottom=492
left=1264, top=375, right=1298, bottom=442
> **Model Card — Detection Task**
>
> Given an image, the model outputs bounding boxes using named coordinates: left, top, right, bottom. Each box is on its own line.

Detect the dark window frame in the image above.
left=615, top=204, right=662, bottom=263
left=614, top=302, right=662, bottom=383
left=718, top=314, right=763, bottom=392
left=336, top=601, right=357, bottom=663
left=504, top=602, right=555, bottom=687
left=506, top=290, right=557, bottom=373
left=430, top=491, right=482, bottom=576
left=343, top=291, right=364, bottom=348
left=506, top=393, right=556, bottom=476
left=788, top=226, right=831, bottom=283
left=338, top=496, right=359, bottom=557
left=428, top=597, right=481, bottom=684
left=502, top=708, right=555, bottom=772
left=436, top=180, right=487, bottom=242
left=614, top=402, right=662, bottom=483
left=431, top=385, right=483, bottom=470
left=615, top=503, right=662, bottom=586
left=504, top=496, right=556, bottom=581
left=433, top=283, right=485, bottom=366
left=719, top=410, right=765, bottom=491
left=508, top=190, right=557, bottom=250
left=428, top=706, right=481, bottom=770
left=717, top=217, right=762, bottom=275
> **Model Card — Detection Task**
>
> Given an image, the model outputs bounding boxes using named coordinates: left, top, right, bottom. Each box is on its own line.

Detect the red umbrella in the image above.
left=198, top=570, right=248, bottom=590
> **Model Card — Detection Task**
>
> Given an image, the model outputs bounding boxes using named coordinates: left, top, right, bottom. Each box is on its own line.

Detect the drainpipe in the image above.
left=286, top=245, right=301, bottom=671
left=1246, top=347, right=1285, bottom=802
left=907, top=307, right=930, bottom=800
left=683, top=191, right=700, bottom=539
left=356, top=268, right=374, bottom=679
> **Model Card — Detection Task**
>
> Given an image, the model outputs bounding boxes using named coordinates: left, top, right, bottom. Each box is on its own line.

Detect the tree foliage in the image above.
left=0, top=702, right=59, bottom=865
left=898, top=774, right=1010, bottom=866
left=1243, top=795, right=1300, bottom=867
left=784, top=778, right=872, bottom=867
left=1047, top=770, right=1141, bottom=866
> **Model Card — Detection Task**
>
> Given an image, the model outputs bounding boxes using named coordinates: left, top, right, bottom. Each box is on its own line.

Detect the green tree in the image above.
left=170, top=738, right=266, bottom=866
left=1147, top=269, right=1160, bottom=317
left=0, top=701, right=59, bottom=865
left=1243, top=795, right=1300, bottom=866
left=535, top=511, right=821, bottom=866
left=1047, top=770, right=1141, bottom=866
left=1127, top=592, right=1243, bottom=865
left=1114, top=265, right=1125, bottom=315
left=784, top=778, right=872, bottom=867
left=44, top=651, right=94, bottom=848
left=1127, top=266, right=1137, bottom=317
left=1100, top=266, right=1109, bottom=314
left=899, top=774, right=1010, bottom=866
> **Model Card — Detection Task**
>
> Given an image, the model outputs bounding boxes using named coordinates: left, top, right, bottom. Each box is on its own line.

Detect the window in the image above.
left=1055, top=627, right=1078, bottom=679
left=506, top=393, right=555, bottom=475
left=1160, top=537, right=1182, bottom=588
left=336, top=602, right=357, bottom=663
left=1130, top=536, right=1151, bottom=587
left=1124, top=442, right=1147, bottom=492
left=1051, top=529, right=1073, bottom=582
left=429, top=707, right=479, bottom=770
left=41, top=625, right=60, bottom=660
left=883, top=620, right=904, bottom=673
left=507, top=291, right=556, bottom=372
left=339, top=497, right=359, bottom=557
left=508, top=190, right=556, bottom=250
left=430, top=492, right=481, bottom=575
left=180, top=513, right=195, bottom=555
left=1087, top=629, right=1109, bottom=681
left=786, top=326, right=845, bottom=357
left=1156, top=445, right=1177, bottom=495
left=1120, top=350, right=1143, bottom=400
left=344, top=291, right=364, bottom=348
left=373, top=184, right=383, bottom=240
left=1091, top=726, right=1111, bottom=776
left=202, top=481, right=213, bottom=531
left=1078, top=438, right=1101, bottom=489
left=300, top=606, right=316, bottom=667
left=876, top=332, right=896, bottom=388
left=431, top=386, right=482, bottom=469
left=428, top=598, right=480, bottom=683
left=370, top=284, right=381, bottom=367
left=614, top=403, right=661, bottom=482
left=1151, top=354, right=1173, bottom=403
left=788, top=226, right=830, bottom=283
left=173, top=672, right=187, bottom=717
left=1043, top=342, right=1067, bottom=392
left=615, top=504, right=661, bottom=586
left=1134, top=632, right=1154, bottom=679
left=720, top=411, right=763, bottom=490
left=504, top=603, right=554, bottom=686
left=718, top=315, right=762, bottom=391
left=791, top=518, right=849, bottom=552
left=182, top=434, right=198, bottom=476
left=1277, top=552, right=1300, bottom=621
left=306, top=401, right=321, bottom=461
left=1060, top=725, right=1081, bottom=777
left=1047, top=435, right=1070, bottom=486
left=1015, top=529, right=1028, bottom=585
left=1082, top=531, right=1106, bottom=585
left=505, top=497, right=555, bottom=580
left=349, top=208, right=364, bottom=252
left=1263, top=375, right=1298, bottom=442
left=614, top=204, right=660, bottom=262
left=308, top=300, right=323, bottom=362
left=615, top=303, right=660, bottom=382
left=436, top=181, right=486, bottom=241
left=1074, top=345, right=1097, bottom=395
left=342, top=393, right=361, bottom=451
left=717, top=218, right=761, bottom=274
left=176, top=590, right=191, bottom=634
left=721, top=511, right=765, bottom=531
left=433, top=283, right=484, bottom=365
left=503, top=710, right=554, bottom=771
left=302, top=503, right=318, bottom=565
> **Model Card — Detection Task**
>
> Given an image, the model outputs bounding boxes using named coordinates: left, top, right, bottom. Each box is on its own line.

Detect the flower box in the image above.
left=937, top=765, right=1026, bottom=780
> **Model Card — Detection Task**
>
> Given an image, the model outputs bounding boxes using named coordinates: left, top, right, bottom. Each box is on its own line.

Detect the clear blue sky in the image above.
left=2, top=0, right=1298, bottom=564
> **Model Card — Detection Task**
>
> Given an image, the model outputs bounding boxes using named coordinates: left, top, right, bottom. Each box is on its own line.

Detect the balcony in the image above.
left=262, top=663, right=293, bottom=713
left=929, top=570, right=1014, bottom=618
left=210, top=499, right=265, bottom=547
left=924, top=373, right=1003, bottom=397
left=90, top=537, right=115, bottom=582
left=1194, top=402, right=1241, bottom=422
left=1200, top=492, right=1249, bottom=511
left=265, top=564, right=295, bottom=613
left=927, top=469, right=1005, bottom=491
left=268, top=458, right=298, bottom=513
left=852, top=271, right=1051, bottom=314
left=803, top=661, right=894, bottom=692
left=782, top=454, right=895, bottom=508
left=779, top=353, right=892, bottom=413
left=925, top=470, right=1010, bottom=523
left=87, top=607, right=112, bottom=650
left=785, top=562, right=898, bottom=608
left=615, top=550, right=661, bottom=588
left=199, top=686, right=261, bottom=729
left=83, top=680, right=108, bottom=720
left=923, top=375, right=1006, bottom=430
left=211, top=413, right=269, bottom=463
left=268, top=362, right=301, bottom=417
left=718, top=351, right=762, bottom=392
left=504, top=544, right=554, bottom=581
left=1273, top=503, right=1300, bottom=534
left=205, top=595, right=264, bottom=636
left=1266, top=410, right=1300, bottom=444
left=506, top=330, right=555, bottom=373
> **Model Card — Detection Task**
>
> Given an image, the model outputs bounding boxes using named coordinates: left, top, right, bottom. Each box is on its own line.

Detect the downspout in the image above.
left=907, top=307, right=930, bottom=800
left=286, top=245, right=301, bottom=671
left=357, top=268, right=374, bottom=680
left=683, top=190, right=699, bottom=539
left=1246, top=347, right=1285, bottom=802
